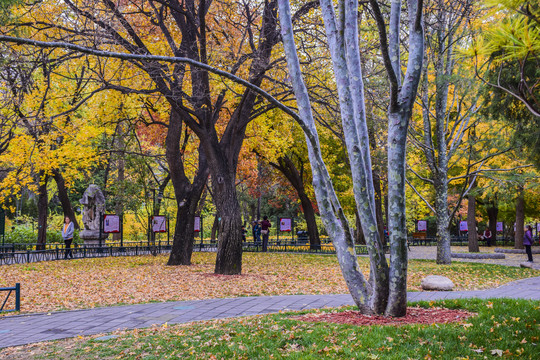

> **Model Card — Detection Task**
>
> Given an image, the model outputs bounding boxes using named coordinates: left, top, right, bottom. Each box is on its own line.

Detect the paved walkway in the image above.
left=407, top=246, right=539, bottom=267
left=1, top=276, right=539, bottom=349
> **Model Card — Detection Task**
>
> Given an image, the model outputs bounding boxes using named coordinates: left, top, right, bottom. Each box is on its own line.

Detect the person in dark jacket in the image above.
left=61, top=216, right=75, bottom=259
left=261, top=216, right=271, bottom=252
left=524, top=225, right=534, bottom=262
left=252, top=221, right=261, bottom=244
left=483, top=228, right=493, bottom=247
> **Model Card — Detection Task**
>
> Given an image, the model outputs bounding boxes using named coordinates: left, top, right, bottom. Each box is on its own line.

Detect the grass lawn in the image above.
left=1, top=298, right=538, bottom=359
left=0, top=252, right=539, bottom=314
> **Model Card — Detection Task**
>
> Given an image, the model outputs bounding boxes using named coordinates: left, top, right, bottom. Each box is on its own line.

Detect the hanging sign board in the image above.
left=496, top=222, right=503, bottom=232
left=151, top=215, right=167, bottom=233
left=103, top=214, right=120, bottom=233
left=280, top=218, right=292, bottom=232
left=459, top=221, right=468, bottom=232
left=417, top=220, right=427, bottom=232
left=194, top=216, right=201, bottom=232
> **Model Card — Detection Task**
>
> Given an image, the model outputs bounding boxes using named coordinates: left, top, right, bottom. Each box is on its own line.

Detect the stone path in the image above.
left=1, top=276, right=539, bottom=349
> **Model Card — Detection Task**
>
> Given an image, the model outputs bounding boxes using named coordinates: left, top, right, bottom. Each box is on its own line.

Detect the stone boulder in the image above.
left=421, top=275, right=454, bottom=291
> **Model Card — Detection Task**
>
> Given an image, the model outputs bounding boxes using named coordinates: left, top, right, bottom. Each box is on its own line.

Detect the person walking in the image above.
left=483, top=227, right=493, bottom=247
left=61, top=216, right=75, bottom=259
left=524, top=225, right=534, bottom=262
left=252, top=220, right=261, bottom=244
left=261, top=216, right=271, bottom=252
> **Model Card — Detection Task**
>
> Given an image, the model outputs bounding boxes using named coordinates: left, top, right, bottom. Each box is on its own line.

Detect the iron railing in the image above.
left=0, top=283, right=20, bottom=313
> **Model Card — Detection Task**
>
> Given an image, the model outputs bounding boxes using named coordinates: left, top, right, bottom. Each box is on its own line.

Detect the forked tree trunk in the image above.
left=52, top=169, right=79, bottom=230
left=278, top=0, right=423, bottom=317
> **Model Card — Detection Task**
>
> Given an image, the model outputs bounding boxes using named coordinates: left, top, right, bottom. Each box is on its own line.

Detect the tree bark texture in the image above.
left=487, top=204, right=498, bottom=245
left=514, top=187, right=525, bottom=249
left=36, top=171, right=48, bottom=250
left=113, top=122, right=125, bottom=241
left=467, top=193, right=479, bottom=252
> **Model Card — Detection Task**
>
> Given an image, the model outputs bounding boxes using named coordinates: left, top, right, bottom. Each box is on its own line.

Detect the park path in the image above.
left=1, top=275, right=539, bottom=349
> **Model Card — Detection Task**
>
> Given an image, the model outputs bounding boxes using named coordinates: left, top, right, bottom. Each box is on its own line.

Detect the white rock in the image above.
left=421, top=275, right=454, bottom=291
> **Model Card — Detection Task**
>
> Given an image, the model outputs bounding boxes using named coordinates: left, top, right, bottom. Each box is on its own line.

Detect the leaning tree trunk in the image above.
left=211, top=215, right=219, bottom=241
left=300, top=191, right=321, bottom=249
left=52, top=169, right=79, bottom=230
left=514, top=187, right=525, bottom=249
left=271, top=155, right=320, bottom=249
left=166, top=110, right=209, bottom=265
left=36, top=171, right=48, bottom=250
left=467, top=192, right=479, bottom=252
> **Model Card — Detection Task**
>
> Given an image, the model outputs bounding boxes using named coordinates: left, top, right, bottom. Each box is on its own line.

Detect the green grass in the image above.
left=8, top=299, right=539, bottom=359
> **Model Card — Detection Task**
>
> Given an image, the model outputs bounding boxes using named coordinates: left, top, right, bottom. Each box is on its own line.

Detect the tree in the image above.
left=0, top=47, right=103, bottom=245
left=277, top=0, right=424, bottom=316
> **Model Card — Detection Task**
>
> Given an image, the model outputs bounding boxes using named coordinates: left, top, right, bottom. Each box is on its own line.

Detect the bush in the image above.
left=3, top=225, right=70, bottom=244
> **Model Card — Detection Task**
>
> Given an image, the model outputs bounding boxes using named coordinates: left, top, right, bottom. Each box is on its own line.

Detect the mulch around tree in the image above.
left=292, top=307, right=475, bottom=326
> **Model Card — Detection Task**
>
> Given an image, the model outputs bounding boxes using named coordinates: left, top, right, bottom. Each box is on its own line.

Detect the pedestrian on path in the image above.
left=483, top=228, right=493, bottom=247
left=61, top=216, right=74, bottom=259
left=252, top=220, right=261, bottom=244
left=261, top=216, right=271, bottom=252
left=524, top=225, right=534, bottom=262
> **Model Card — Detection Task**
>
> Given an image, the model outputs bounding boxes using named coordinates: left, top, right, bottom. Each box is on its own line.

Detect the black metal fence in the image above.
left=1, top=234, right=533, bottom=267
left=0, top=283, right=20, bottom=313
left=0, top=237, right=391, bottom=266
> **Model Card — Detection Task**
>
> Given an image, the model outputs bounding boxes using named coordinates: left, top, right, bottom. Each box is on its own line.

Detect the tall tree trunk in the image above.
left=300, top=191, right=320, bottom=249
left=211, top=215, right=219, bottom=241
left=434, top=179, right=451, bottom=263
left=52, top=169, right=79, bottom=230
left=487, top=203, right=498, bottom=246
left=467, top=192, right=479, bottom=252
left=213, top=170, right=243, bottom=274
left=386, top=111, right=410, bottom=317
left=355, top=211, right=366, bottom=245
left=514, top=186, right=525, bottom=249
left=113, top=122, right=125, bottom=241
left=36, top=171, right=48, bottom=250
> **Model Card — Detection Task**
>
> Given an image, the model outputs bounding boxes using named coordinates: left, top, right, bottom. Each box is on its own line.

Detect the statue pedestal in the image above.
left=80, top=230, right=108, bottom=247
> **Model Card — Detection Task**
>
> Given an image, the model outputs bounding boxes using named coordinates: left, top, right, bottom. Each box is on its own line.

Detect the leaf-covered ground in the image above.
left=0, top=252, right=538, bottom=315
